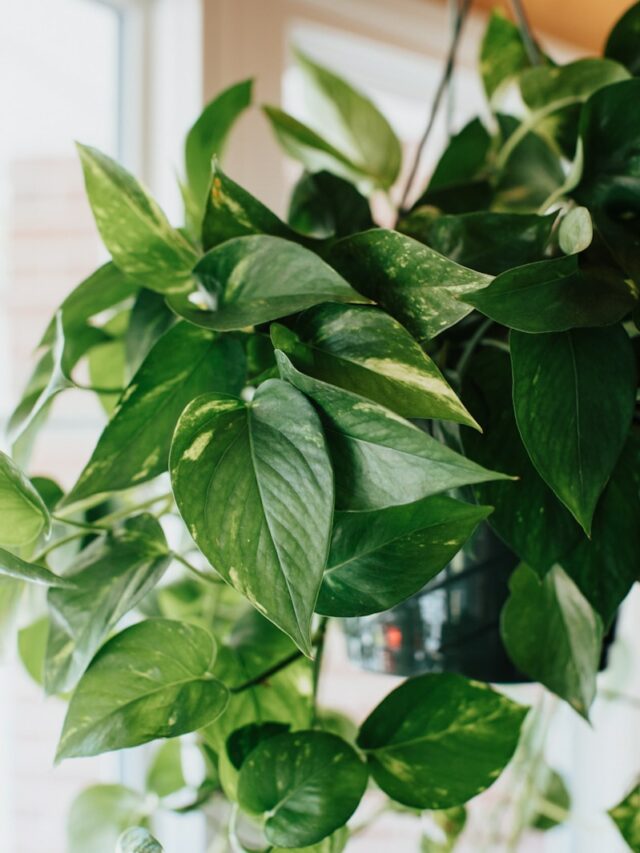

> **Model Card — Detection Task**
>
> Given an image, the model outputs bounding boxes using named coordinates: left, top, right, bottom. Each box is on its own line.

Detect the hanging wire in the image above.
left=510, top=0, right=543, bottom=66
left=397, top=0, right=473, bottom=215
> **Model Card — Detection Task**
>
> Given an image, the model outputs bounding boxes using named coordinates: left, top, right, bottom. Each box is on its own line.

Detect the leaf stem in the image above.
left=51, top=514, right=109, bottom=532
left=229, top=623, right=328, bottom=694
left=311, top=616, right=329, bottom=723
left=397, top=0, right=472, bottom=216
left=33, top=530, right=88, bottom=561
left=74, top=382, right=125, bottom=394
left=457, top=318, right=493, bottom=377
left=172, top=552, right=224, bottom=586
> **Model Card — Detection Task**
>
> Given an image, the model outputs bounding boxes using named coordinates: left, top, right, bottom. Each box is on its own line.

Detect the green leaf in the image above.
left=226, top=721, right=290, bottom=770
left=416, top=211, right=555, bottom=275
left=46, top=514, right=171, bottom=694
left=125, top=289, right=175, bottom=375
left=357, top=673, right=527, bottom=809
left=68, top=785, right=149, bottom=853
left=18, top=616, right=49, bottom=685
left=202, top=610, right=312, bottom=753
left=317, top=496, right=491, bottom=617
left=264, top=106, right=372, bottom=189
left=520, top=58, right=630, bottom=117
left=270, top=827, right=349, bottom=853
left=531, top=768, right=571, bottom=831
left=480, top=9, right=530, bottom=103
left=561, top=432, right=640, bottom=626
left=510, top=326, right=636, bottom=533
left=495, top=115, right=564, bottom=212
left=0, top=547, right=74, bottom=588
left=184, top=79, right=252, bottom=225
left=465, top=254, right=637, bottom=332
left=461, top=346, right=580, bottom=573
left=146, top=739, right=186, bottom=799
left=501, top=564, right=602, bottom=717
left=116, top=827, right=163, bottom=853
left=57, top=618, right=228, bottom=759
left=414, top=118, right=493, bottom=213
left=558, top=206, right=593, bottom=255
left=64, top=322, right=245, bottom=506
left=10, top=316, right=109, bottom=456
left=202, top=163, right=305, bottom=251
left=39, top=262, right=138, bottom=348
left=294, top=50, right=402, bottom=190
left=609, top=782, right=640, bottom=852
left=237, top=730, right=368, bottom=848
left=0, top=451, right=50, bottom=548
left=277, top=351, right=509, bottom=511
left=171, top=235, right=365, bottom=333
left=288, top=170, right=373, bottom=239
left=328, top=230, right=491, bottom=343
left=574, top=79, right=640, bottom=282
left=605, top=1, right=640, bottom=76
left=77, top=144, right=197, bottom=293
left=271, top=303, right=478, bottom=427
left=170, top=380, right=334, bottom=654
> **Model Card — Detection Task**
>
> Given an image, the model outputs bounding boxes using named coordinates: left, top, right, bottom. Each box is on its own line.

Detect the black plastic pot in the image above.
left=343, top=522, right=524, bottom=682
left=343, top=521, right=617, bottom=682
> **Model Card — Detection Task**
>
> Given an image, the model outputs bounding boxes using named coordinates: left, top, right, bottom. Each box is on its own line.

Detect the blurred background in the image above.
left=1, top=1, right=639, bottom=851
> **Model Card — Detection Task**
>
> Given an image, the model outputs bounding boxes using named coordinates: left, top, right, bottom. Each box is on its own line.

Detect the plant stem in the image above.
left=311, top=616, right=329, bottom=723
left=510, top=0, right=542, bottom=66
left=172, top=552, right=224, bottom=586
left=95, top=492, right=174, bottom=526
left=457, top=318, right=493, bottom=377
left=397, top=0, right=473, bottom=216
left=33, top=530, right=88, bottom=561
left=230, top=624, right=328, bottom=695
left=230, top=648, right=304, bottom=694
left=51, top=514, right=109, bottom=532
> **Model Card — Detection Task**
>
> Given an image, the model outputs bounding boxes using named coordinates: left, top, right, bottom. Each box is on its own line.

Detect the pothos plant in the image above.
left=2, top=2, right=640, bottom=851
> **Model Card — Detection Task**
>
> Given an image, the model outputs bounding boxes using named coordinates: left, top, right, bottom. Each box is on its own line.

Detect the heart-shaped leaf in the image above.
left=184, top=79, right=252, bottom=226
left=316, top=496, right=491, bottom=617
left=271, top=302, right=478, bottom=427
left=77, top=144, right=197, bottom=293
left=288, top=170, right=373, bottom=239
left=480, top=10, right=530, bottom=104
left=277, top=351, right=509, bottom=511
left=461, top=346, right=580, bottom=573
left=202, top=163, right=306, bottom=251
left=64, top=322, right=245, bottom=507
left=574, top=79, right=640, bottom=282
left=170, top=235, right=364, bottom=332
left=561, top=432, right=640, bottom=626
left=357, top=673, right=527, bottom=809
left=293, top=50, right=402, bottom=190
left=605, top=1, right=640, bottom=75
left=170, top=380, right=334, bottom=654
left=510, top=326, right=636, bottom=533
left=57, top=619, right=228, bottom=759
left=0, top=547, right=74, bottom=588
left=501, top=563, right=602, bottom=717
left=68, top=786, right=149, bottom=853
left=415, top=211, right=555, bottom=275
left=465, top=254, right=636, bottom=332
left=237, top=731, right=368, bottom=848
left=328, top=230, right=491, bottom=343
left=609, top=782, right=640, bottom=852
left=0, top=452, right=51, bottom=549
left=46, top=514, right=171, bottom=694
